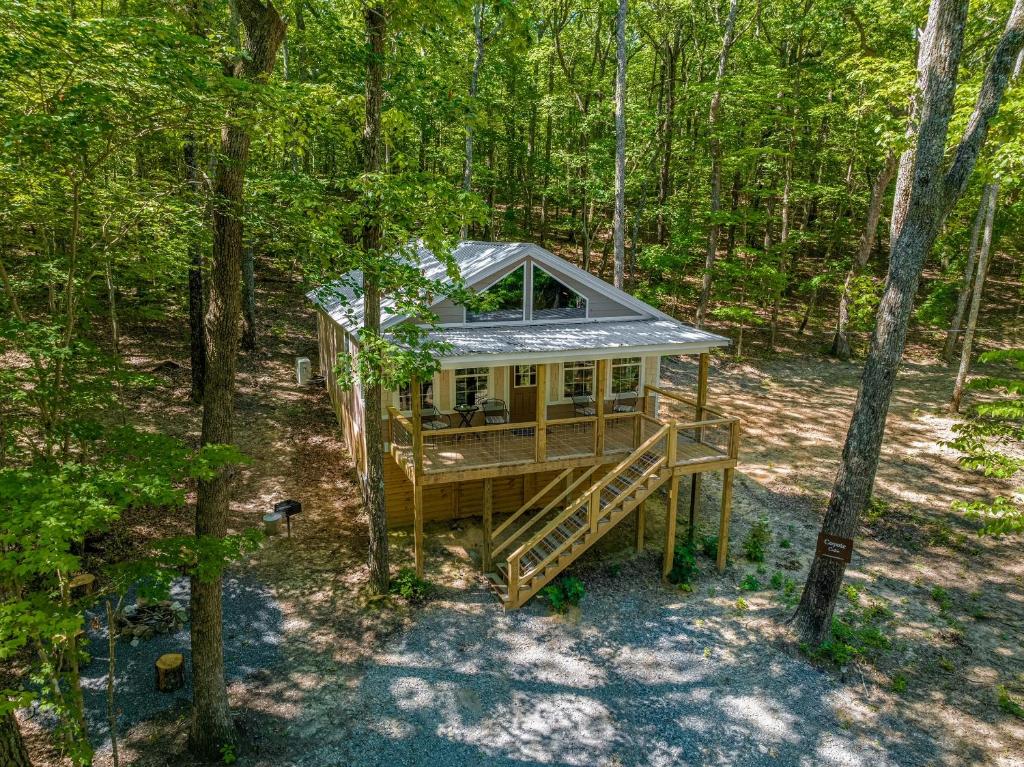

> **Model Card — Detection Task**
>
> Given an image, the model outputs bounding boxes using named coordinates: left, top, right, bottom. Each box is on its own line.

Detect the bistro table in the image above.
left=453, top=404, right=478, bottom=428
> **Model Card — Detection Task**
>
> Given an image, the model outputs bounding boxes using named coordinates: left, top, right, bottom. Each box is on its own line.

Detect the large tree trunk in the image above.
left=190, top=1, right=285, bottom=759
left=950, top=182, right=998, bottom=412
left=695, top=0, right=740, bottom=328
left=942, top=190, right=988, bottom=362
left=655, top=29, right=680, bottom=245
left=184, top=136, right=207, bottom=403
left=539, top=54, right=554, bottom=246
left=241, top=244, right=256, bottom=352
left=612, top=0, right=627, bottom=289
left=830, top=154, right=898, bottom=359
left=793, top=0, right=1023, bottom=646
left=362, top=3, right=390, bottom=596
left=461, top=3, right=485, bottom=239
left=0, top=712, right=30, bottom=767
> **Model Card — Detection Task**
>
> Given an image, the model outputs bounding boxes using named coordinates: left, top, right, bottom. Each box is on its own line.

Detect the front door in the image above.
left=509, top=365, right=538, bottom=422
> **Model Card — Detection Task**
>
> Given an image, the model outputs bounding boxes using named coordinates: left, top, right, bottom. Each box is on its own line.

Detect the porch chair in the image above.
left=480, top=398, right=510, bottom=425
left=571, top=393, right=596, bottom=417
left=613, top=389, right=638, bottom=413
left=420, top=406, right=451, bottom=431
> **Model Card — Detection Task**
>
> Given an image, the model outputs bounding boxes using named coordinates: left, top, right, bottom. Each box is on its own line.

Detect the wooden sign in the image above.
left=816, top=532, right=854, bottom=563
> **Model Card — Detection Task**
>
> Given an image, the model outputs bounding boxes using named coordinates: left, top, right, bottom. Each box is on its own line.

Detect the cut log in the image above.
left=155, top=653, right=185, bottom=692
left=69, top=573, right=95, bottom=598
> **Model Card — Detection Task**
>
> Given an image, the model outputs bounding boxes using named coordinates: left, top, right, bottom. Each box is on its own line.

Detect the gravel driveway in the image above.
left=287, top=554, right=940, bottom=767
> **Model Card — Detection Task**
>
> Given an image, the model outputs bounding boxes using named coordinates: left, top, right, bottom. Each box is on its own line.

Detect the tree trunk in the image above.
left=793, top=0, right=1023, bottom=646
left=0, top=712, right=30, bottom=767
left=950, top=182, right=998, bottom=412
left=539, top=54, right=554, bottom=246
left=362, top=3, right=390, bottom=597
left=831, top=154, right=898, bottom=359
left=241, top=244, right=256, bottom=352
left=655, top=29, right=680, bottom=245
left=190, top=1, right=285, bottom=759
left=612, top=0, right=627, bottom=289
left=184, top=136, right=207, bottom=403
left=695, top=0, right=740, bottom=328
left=942, top=190, right=988, bottom=362
left=461, top=3, right=485, bottom=239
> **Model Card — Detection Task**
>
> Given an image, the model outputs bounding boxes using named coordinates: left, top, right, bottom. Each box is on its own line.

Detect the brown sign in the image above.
left=816, top=532, right=854, bottom=563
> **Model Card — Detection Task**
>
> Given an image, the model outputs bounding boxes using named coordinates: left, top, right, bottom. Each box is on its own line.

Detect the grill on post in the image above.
left=274, top=499, right=302, bottom=537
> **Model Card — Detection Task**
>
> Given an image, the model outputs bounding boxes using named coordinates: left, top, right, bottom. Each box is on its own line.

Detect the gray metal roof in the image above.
left=307, top=241, right=533, bottom=331
left=308, top=240, right=730, bottom=362
left=426, top=319, right=730, bottom=367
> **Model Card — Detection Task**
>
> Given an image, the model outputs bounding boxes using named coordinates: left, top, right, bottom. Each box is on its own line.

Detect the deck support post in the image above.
left=687, top=355, right=709, bottom=544
left=595, top=359, right=607, bottom=456
left=635, top=500, right=646, bottom=553
left=535, top=364, right=547, bottom=462
left=688, top=473, right=701, bottom=544
left=482, top=477, right=493, bottom=572
left=411, top=374, right=424, bottom=477
left=663, top=475, right=680, bottom=579
left=413, top=484, right=424, bottom=578
left=716, top=468, right=734, bottom=572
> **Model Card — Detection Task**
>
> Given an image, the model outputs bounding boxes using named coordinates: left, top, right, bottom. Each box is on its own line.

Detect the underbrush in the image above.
left=803, top=589, right=895, bottom=667
left=390, top=567, right=433, bottom=605
left=542, top=576, right=585, bottom=613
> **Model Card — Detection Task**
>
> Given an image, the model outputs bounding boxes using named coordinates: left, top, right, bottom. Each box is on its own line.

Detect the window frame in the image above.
left=513, top=365, right=537, bottom=388
left=562, top=359, right=596, bottom=400
left=531, top=263, right=589, bottom=321
left=609, top=357, right=642, bottom=397
left=453, top=366, right=491, bottom=407
left=397, top=379, right=434, bottom=413
left=464, top=265, right=526, bottom=324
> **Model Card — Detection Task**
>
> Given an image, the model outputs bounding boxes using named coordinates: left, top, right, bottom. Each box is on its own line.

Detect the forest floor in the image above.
left=17, top=269, right=1024, bottom=767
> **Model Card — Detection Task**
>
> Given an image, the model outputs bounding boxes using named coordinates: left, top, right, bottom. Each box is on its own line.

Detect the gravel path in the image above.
left=288, top=561, right=939, bottom=767
left=75, top=574, right=284, bottom=746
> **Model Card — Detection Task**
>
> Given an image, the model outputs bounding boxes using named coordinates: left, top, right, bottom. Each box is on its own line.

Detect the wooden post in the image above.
left=663, top=475, right=680, bottom=578
left=413, top=484, right=424, bottom=578
left=535, top=364, right=547, bottom=462
left=595, top=359, right=607, bottom=455
left=696, top=352, right=709, bottom=418
left=688, top=473, right=702, bottom=544
left=482, top=478, right=493, bottom=572
left=635, top=500, right=646, bottom=552
left=717, top=467, right=734, bottom=572
left=411, top=374, right=424, bottom=477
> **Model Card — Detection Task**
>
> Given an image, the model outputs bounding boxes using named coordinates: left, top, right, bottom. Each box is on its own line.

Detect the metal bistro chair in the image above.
left=420, top=406, right=451, bottom=431
left=613, top=388, right=638, bottom=413
left=480, top=398, right=510, bottom=425
left=571, top=393, right=596, bottom=417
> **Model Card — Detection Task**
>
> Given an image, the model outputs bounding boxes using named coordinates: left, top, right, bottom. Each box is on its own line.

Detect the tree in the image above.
left=942, top=189, right=988, bottom=363
left=793, top=0, right=1024, bottom=646
left=0, top=711, right=30, bottom=767
left=612, top=0, right=627, bottom=289
left=950, top=182, right=998, bottom=413
left=189, top=0, right=285, bottom=758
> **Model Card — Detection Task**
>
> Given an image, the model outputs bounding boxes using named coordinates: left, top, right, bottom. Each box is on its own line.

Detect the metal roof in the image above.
left=425, top=319, right=730, bottom=368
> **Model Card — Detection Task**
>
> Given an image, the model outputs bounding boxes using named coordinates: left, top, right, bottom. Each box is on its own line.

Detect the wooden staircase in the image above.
left=486, top=424, right=672, bottom=609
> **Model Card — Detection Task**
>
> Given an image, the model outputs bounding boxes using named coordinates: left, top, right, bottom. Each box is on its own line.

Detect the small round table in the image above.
left=453, top=404, right=478, bottom=428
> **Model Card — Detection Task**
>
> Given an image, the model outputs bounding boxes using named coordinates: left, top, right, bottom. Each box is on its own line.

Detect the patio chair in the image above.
left=613, top=389, right=638, bottom=413
left=420, top=406, right=451, bottom=431
left=571, top=393, right=596, bottom=417
left=480, top=398, right=510, bottom=425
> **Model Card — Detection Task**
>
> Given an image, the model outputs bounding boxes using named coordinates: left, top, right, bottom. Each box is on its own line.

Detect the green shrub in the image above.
left=740, top=573, right=760, bottom=591
left=931, top=586, right=952, bottom=614
left=779, top=538, right=792, bottom=549
left=805, top=597, right=894, bottom=667
left=668, top=542, right=699, bottom=586
left=769, top=571, right=784, bottom=590
left=389, top=567, right=433, bottom=605
left=735, top=597, right=749, bottom=611
left=892, top=674, right=908, bottom=694
left=997, top=686, right=1024, bottom=719
left=700, top=535, right=718, bottom=558
left=743, top=517, right=771, bottom=562
left=542, top=576, right=586, bottom=614
left=842, top=584, right=861, bottom=604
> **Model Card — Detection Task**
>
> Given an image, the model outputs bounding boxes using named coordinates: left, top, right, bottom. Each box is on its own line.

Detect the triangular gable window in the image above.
left=532, top=264, right=587, bottom=320
left=466, top=265, right=526, bottom=323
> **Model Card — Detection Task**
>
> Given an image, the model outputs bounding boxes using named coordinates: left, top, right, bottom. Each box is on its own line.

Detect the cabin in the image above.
left=308, top=241, right=741, bottom=609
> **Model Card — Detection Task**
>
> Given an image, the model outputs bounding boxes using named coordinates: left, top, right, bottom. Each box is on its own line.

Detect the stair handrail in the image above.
left=492, top=467, right=572, bottom=546
left=492, top=465, right=600, bottom=558
left=507, top=424, right=671, bottom=568
left=600, top=454, right=668, bottom=511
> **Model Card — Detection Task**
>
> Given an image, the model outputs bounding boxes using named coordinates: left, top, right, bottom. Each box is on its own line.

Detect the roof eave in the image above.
left=435, top=338, right=731, bottom=369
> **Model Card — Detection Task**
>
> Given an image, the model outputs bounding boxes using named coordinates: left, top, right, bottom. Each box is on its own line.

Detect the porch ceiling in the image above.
left=423, top=318, right=730, bottom=368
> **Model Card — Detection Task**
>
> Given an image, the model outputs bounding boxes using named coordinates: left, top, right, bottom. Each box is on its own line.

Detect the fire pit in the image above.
left=115, top=599, right=187, bottom=642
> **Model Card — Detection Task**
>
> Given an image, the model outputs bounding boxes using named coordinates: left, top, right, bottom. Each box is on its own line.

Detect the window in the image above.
left=514, top=365, right=536, bottom=387
left=466, top=266, right=525, bottom=323
left=398, top=379, right=434, bottom=411
left=454, top=367, right=490, bottom=406
left=610, top=357, right=641, bottom=395
left=563, top=360, right=595, bottom=399
left=532, top=264, right=587, bottom=320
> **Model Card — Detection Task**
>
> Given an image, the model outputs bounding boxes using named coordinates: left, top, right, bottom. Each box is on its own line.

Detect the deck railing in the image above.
left=387, top=387, right=739, bottom=479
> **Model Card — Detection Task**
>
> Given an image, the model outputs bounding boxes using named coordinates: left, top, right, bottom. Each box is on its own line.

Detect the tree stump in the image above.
left=155, top=653, right=184, bottom=692
left=69, top=573, right=95, bottom=598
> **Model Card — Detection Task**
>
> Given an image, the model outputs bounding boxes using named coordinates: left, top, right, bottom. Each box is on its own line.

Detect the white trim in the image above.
left=450, top=365, right=493, bottom=408
left=608, top=356, right=643, bottom=398
left=436, top=343, right=720, bottom=370
left=434, top=314, right=639, bottom=329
